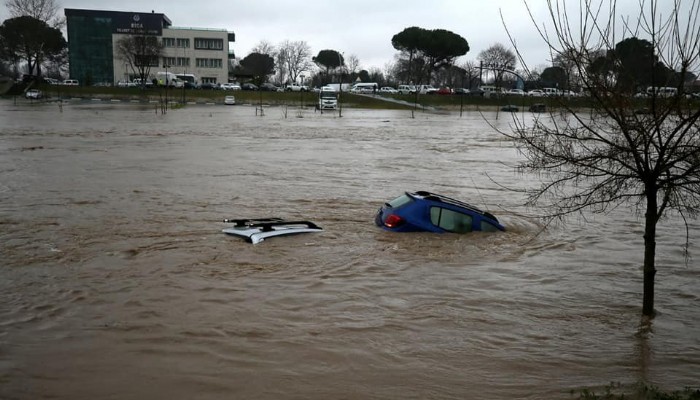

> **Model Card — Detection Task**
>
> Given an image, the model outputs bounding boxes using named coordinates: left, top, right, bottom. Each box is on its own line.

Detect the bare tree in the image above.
left=115, top=32, right=163, bottom=88
left=274, top=45, right=288, bottom=84
left=461, top=60, right=480, bottom=89
left=502, top=0, right=700, bottom=319
left=251, top=40, right=276, bottom=57
left=5, top=0, right=63, bottom=27
left=280, top=40, right=312, bottom=84
left=477, top=43, right=517, bottom=86
left=345, top=54, right=360, bottom=76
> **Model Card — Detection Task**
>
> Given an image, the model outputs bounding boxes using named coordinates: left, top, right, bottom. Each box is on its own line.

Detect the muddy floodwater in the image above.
left=1, top=100, right=699, bottom=399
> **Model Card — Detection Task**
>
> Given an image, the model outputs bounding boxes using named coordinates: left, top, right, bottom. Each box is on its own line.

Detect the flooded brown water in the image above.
left=1, top=100, right=698, bottom=399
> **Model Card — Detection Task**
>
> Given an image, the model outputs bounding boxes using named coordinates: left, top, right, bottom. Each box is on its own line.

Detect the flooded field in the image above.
left=1, top=100, right=698, bottom=399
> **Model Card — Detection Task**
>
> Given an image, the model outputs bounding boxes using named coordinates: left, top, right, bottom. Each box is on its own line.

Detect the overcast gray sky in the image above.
left=1, top=0, right=664, bottom=72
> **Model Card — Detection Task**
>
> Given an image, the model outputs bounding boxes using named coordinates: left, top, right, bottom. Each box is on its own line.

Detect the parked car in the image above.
left=453, top=88, right=470, bottom=95
left=25, top=89, right=42, bottom=99
left=242, top=83, right=258, bottom=91
left=379, top=86, right=398, bottom=94
left=375, top=191, right=505, bottom=233
left=506, top=89, right=526, bottom=96
left=62, top=79, right=79, bottom=86
left=285, top=83, right=308, bottom=92
left=416, top=84, right=438, bottom=94
left=224, top=95, right=236, bottom=105
left=436, top=87, right=453, bottom=95
left=199, top=82, right=218, bottom=90
left=397, top=85, right=416, bottom=95
left=221, top=83, right=241, bottom=90
left=528, top=89, right=545, bottom=97
left=529, top=103, right=547, bottom=112
left=259, top=83, right=280, bottom=91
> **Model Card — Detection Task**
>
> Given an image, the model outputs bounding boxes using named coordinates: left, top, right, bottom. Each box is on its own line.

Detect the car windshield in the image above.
left=386, top=194, right=413, bottom=208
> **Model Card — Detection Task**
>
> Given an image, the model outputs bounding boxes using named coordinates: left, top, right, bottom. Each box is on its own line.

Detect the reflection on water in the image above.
left=1, top=102, right=698, bottom=399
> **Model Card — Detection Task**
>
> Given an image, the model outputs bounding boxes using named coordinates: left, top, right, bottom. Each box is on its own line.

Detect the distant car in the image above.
left=453, top=88, right=470, bottom=95
left=224, top=95, right=236, bottom=105
left=506, top=89, right=526, bottom=96
left=528, top=89, right=544, bottom=97
left=25, top=89, right=42, bottom=99
left=397, top=85, right=416, bottom=95
left=379, top=86, right=398, bottom=94
left=221, top=83, right=241, bottom=91
left=259, top=83, right=280, bottom=91
left=242, top=83, right=258, bottom=91
left=436, top=87, right=453, bottom=95
left=62, top=79, right=79, bottom=86
left=199, top=82, right=218, bottom=90
left=375, top=191, right=505, bottom=233
left=529, top=103, right=547, bottom=112
left=416, top=84, right=438, bottom=94
left=285, top=83, right=308, bottom=92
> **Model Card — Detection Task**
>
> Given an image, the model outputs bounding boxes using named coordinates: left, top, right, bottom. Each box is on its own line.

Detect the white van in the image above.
left=350, top=82, right=378, bottom=93
left=542, top=87, right=560, bottom=96
left=416, top=84, right=437, bottom=94
left=397, top=85, right=415, bottom=95
left=317, top=86, right=338, bottom=110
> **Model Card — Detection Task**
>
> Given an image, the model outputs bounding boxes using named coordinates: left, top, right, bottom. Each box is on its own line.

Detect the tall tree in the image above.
left=115, top=32, right=163, bottom=88
left=0, top=15, right=66, bottom=76
left=251, top=40, right=275, bottom=57
left=503, top=0, right=700, bottom=319
left=279, top=40, right=312, bottom=84
left=312, top=49, right=344, bottom=83
left=540, top=65, right=567, bottom=89
left=477, top=43, right=517, bottom=86
left=5, top=0, right=63, bottom=27
left=239, top=52, right=275, bottom=86
left=392, top=26, right=469, bottom=85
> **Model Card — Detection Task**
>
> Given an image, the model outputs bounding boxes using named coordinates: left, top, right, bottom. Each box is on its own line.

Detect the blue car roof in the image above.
left=409, top=191, right=490, bottom=214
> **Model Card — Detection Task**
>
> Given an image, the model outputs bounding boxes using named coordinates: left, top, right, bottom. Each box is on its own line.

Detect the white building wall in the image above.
left=112, top=27, right=231, bottom=85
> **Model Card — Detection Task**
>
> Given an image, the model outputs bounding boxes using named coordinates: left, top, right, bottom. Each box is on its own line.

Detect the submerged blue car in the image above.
left=375, top=191, right=505, bottom=233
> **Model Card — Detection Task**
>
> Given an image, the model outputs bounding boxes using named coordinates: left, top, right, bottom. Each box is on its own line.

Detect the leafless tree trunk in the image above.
left=501, top=0, right=700, bottom=319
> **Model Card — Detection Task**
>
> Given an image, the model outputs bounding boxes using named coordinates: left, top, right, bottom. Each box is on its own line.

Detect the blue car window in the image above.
left=430, top=207, right=472, bottom=233
left=480, top=220, right=501, bottom=232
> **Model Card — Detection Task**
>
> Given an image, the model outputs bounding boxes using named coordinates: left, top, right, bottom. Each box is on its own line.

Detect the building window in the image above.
left=163, top=57, right=176, bottom=66
left=195, top=58, right=223, bottom=68
left=163, top=37, right=176, bottom=47
left=177, top=38, right=190, bottom=48
left=194, top=38, right=223, bottom=50
left=176, top=57, right=190, bottom=67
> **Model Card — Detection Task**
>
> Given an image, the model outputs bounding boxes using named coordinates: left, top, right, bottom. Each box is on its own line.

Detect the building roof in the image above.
left=65, top=8, right=172, bottom=30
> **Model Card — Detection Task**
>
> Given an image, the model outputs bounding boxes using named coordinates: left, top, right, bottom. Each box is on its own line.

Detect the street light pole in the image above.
left=163, top=63, right=170, bottom=110
left=299, top=74, right=305, bottom=109
left=337, top=52, right=344, bottom=118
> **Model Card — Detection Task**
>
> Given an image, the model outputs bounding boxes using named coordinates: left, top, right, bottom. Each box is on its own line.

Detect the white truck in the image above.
left=285, top=83, right=309, bottom=92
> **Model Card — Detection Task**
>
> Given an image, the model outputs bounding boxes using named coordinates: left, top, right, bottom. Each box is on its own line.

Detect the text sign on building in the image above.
left=113, top=13, right=163, bottom=35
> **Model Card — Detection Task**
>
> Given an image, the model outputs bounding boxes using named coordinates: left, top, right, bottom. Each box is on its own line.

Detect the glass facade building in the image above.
left=65, top=9, right=234, bottom=85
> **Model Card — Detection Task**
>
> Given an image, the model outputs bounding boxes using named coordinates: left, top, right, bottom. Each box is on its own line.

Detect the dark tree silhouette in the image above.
left=0, top=15, right=66, bottom=76
left=392, top=26, right=469, bottom=85
left=239, top=52, right=275, bottom=86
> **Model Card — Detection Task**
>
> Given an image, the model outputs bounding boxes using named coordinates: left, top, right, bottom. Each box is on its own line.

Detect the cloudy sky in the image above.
left=1, top=0, right=666, bottom=72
